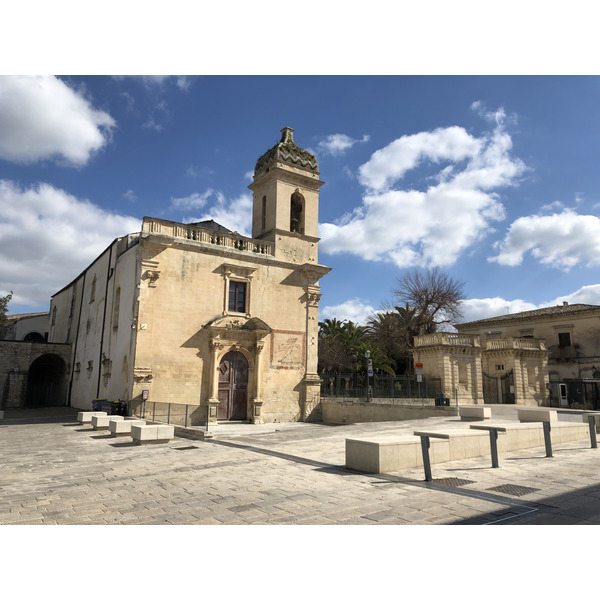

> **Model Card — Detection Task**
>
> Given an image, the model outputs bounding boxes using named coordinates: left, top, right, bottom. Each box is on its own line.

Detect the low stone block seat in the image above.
left=77, top=411, right=107, bottom=424
left=109, top=419, right=147, bottom=436
left=517, top=408, right=558, bottom=423
left=470, top=420, right=589, bottom=451
left=91, top=414, right=125, bottom=430
left=131, top=423, right=174, bottom=445
left=582, top=412, right=600, bottom=432
left=346, top=418, right=591, bottom=475
left=459, top=405, right=491, bottom=421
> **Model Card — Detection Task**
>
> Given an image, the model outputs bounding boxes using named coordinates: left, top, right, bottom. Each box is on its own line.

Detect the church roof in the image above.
left=457, top=303, right=600, bottom=329
left=254, top=127, right=319, bottom=176
left=188, top=219, right=232, bottom=233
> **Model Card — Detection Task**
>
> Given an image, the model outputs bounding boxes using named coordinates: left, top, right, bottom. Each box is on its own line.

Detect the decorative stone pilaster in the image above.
left=252, top=341, right=265, bottom=423
left=206, top=339, right=224, bottom=425
left=302, top=373, right=322, bottom=422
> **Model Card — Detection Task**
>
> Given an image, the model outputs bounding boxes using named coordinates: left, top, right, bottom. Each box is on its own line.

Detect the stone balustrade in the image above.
left=142, top=217, right=275, bottom=256
left=414, top=332, right=480, bottom=348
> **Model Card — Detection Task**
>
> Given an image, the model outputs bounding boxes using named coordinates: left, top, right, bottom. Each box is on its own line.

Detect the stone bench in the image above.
left=109, top=419, right=147, bottom=436
left=582, top=412, right=600, bottom=433
left=346, top=418, right=591, bottom=475
left=77, top=411, right=107, bottom=424
left=131, top=424, right=174, bottom=445
left=91, top=414, right=125, bottom=430
left=346, top=428, right=490, bottom=474
left=517, top=408, right=558, bottom=423
left=459, top=405, right=491, bottom=421
left=470, top=421, right=588, bottom=450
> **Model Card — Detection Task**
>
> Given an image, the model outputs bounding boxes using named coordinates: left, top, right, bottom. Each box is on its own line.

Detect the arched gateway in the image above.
left=25, top=353, right=67, bottom=407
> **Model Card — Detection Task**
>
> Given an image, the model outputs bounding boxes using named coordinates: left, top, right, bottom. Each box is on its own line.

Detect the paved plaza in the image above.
left=2, top=406, right=600, bottom=525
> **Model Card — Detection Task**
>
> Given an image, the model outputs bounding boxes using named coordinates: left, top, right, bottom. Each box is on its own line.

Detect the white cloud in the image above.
left=170, top=190, right=214, bottom=210
left=317, top=133, right=370, bottom=157
left=142, top=100, right=170, bottom=132
left=458, top=297, right=538, bottom=324
left=321, top=111, right=525, bottom=268
left=489, top=210, right=600, bottom=270
left=457, top=284, right=600, bottom=325
left=320, top=298, right=376, bottom=325
left=0, top=75, right=115, bottom=166
left=0, top=180, right=140, bottom=310
left=123, top=189, right=137, bottom=203
left=171, top=190, right=253, bottom=236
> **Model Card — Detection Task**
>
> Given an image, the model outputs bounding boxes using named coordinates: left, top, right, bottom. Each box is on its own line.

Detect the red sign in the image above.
left=414, top=363, right=423, bottom=370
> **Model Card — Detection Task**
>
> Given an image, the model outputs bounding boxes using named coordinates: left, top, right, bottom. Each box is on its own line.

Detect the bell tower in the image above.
left=249, top=127, right=324, bottom=263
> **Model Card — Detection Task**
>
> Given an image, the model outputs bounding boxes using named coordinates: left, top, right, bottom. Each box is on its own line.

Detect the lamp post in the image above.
left=365, top=349, right=372, bottom=402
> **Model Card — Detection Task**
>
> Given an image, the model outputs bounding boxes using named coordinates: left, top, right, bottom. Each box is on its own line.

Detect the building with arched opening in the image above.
left=44, top=127, right=330, bottom=425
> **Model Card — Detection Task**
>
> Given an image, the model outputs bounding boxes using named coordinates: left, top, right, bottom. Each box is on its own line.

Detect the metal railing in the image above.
left=130, top=400, right=205, bottom=427
left=320, top=373, right=442, bottom=400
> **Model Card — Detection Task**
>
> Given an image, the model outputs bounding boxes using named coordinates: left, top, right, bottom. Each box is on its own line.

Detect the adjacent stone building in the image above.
left=456, top=303, right=600, bottom=408
left=46, top=127, right=330, bottom=424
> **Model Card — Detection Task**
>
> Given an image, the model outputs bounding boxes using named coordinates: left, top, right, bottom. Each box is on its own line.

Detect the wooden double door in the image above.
left=217, top=351, right=248, bottom=421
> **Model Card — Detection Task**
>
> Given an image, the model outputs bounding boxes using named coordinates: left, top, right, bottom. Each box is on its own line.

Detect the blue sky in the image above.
left=3, top=74, right=600, bottom=325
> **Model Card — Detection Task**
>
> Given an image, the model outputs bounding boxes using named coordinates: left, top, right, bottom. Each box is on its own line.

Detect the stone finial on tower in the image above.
left=280, top=127, right=295, bottom=143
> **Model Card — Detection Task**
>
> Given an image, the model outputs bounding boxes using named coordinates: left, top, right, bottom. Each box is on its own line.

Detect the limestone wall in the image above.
left=322, top=398, right=458, bottom=424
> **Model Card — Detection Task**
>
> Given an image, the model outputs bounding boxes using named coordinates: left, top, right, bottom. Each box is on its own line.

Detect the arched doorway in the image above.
left=218, top=351, right=248, bottom=421
left=25, top=354, right=67, bottom=407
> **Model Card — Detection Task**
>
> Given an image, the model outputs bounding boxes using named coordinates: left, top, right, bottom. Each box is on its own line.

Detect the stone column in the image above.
left=252, top=341, right=265, bottom=424
left=206, top=339, right=223, bottom=425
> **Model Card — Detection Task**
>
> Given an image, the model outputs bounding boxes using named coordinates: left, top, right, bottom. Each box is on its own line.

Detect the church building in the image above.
left=48, top=127, right=331, bottom=425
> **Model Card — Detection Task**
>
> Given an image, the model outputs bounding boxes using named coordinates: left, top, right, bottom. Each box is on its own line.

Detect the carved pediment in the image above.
left=203, top=315, right=272, bottom=340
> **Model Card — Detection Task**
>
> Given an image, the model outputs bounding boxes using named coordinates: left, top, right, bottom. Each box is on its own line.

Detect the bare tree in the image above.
left=394, top=268, right=465, bottom=336
left=0, top=291, right=12, bottom=328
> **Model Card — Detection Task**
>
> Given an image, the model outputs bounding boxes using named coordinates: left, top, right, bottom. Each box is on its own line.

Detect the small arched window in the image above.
left=290, top=190, right=304, bottom=233
left=112, top=287, right=121, bottom=329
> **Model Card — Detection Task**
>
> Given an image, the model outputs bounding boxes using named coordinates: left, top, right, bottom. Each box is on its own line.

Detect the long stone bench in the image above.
left=91, top=414, right=125, bottom=430
left=131, top=424, right=174, bottom=445
left=459, top=406, right=491, bottom=421
left=77, top=411, right=107, bottom=424
left=346, top=420, right=591, bottom=475
left=470, top=421, right=588, bottom=450
left=517, top=408, right=558, bottom=423
left=582, top=412, right=600, bottom=433
left=109, top=419, right=147, bottom=436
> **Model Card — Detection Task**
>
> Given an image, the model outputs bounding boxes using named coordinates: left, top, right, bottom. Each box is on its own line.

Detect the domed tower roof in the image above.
left=254, top=127, right=319, bottom=177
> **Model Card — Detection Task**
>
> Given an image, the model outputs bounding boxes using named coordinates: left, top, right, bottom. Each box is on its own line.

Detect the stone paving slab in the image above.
left=2, top=406, right=600, bottom=525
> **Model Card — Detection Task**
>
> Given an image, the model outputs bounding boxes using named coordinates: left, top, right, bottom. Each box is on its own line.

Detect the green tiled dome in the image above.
left=254, top=127, right=319, bottom=176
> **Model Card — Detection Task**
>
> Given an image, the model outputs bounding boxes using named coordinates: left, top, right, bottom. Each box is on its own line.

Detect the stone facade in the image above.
left=48, top=127, right=330, bottom=424
left=0, top=340, right=71, bottom=409
left=411, top=332, right=549, bottom=406
left=456, top=302, right=600, bottom=407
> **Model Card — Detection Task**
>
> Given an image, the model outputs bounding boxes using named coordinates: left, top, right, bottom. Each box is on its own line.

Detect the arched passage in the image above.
left=25, top=354, right=67, bottom=407
left=217, top=351, right=248, bottom=421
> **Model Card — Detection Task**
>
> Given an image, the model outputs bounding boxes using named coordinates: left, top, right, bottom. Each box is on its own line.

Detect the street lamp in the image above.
left=365, top=349, right=372, bottom=402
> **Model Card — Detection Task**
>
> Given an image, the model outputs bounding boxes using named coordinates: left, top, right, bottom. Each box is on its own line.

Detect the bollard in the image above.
left=543, top=421, right=553, bottom=458
left=588, top=415, right=598, bottom=449
left=419, top=435, right=433, bottom=482
left=489, top=428, right=500, bottom=468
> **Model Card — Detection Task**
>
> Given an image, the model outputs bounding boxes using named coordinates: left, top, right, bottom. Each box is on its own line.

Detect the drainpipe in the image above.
left=67, top=272, right=86, bottom=407
left=96, top=244, right=114, bottom=398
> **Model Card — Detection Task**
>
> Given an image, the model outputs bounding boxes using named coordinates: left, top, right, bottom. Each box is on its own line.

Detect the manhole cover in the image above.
left=432, top=478, right=474, bottom=487
left=486, top=484, right=540, bottom=497
left=173, top=445, right=198, bottom=451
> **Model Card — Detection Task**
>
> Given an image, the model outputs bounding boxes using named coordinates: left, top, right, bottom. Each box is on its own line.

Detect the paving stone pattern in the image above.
left=2, top=407, right=600, bottom=525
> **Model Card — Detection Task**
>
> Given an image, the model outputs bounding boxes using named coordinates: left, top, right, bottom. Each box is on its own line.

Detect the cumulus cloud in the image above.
left=317, top=133, right=370, bottom=157
left=457, top=284, right=600, bottom=325
left=320, top=108, right=525, bottom=268
left=320, top=298, right=376, bottom=325
left=489, top=210, right=600, bottom=270
left=0, top=75, right=115, bottom=166
left=0, top=180, right=140, bottom=310
left=170, top=190, right=252, bottom=236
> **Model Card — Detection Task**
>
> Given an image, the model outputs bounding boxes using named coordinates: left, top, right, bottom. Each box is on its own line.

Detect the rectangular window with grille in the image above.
left=558, top=332, right=571, bottom=347
left=229, top=281, right=247, bottom=313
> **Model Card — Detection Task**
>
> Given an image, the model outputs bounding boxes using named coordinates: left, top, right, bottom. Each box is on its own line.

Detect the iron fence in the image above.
left=320, top=373, right=442, bottom=400
left=130, top=400, right=205, bottom=427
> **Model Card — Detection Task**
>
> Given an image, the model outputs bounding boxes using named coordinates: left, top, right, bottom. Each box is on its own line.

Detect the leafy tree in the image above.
left=0, top=291, right=13, bottom=328
left=393, top=267, right=465, bottom=337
